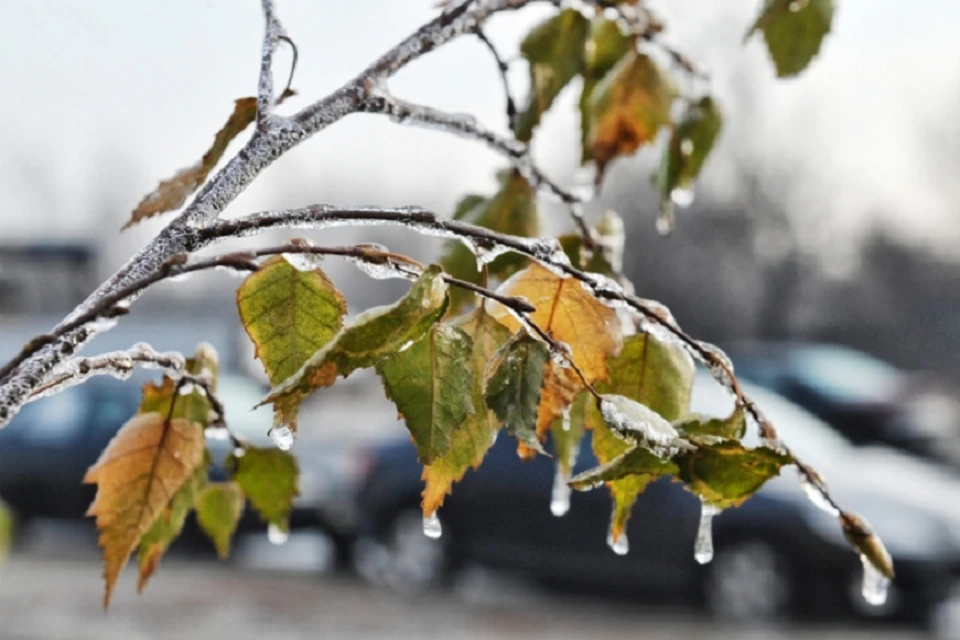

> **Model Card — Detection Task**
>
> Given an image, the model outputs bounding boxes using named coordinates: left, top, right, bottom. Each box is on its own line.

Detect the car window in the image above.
left=787, top=346, right=902, bottom=405
left=13, top=387, right=88, bottom=445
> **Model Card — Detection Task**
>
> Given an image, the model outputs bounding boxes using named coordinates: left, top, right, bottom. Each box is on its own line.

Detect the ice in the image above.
left=860, top=554, right=891, bottom=606
left=205, top=426, right=230, bottom=441
left=798, top=471, right=840, bottom=516
left=269, top=424, right=295, bottom=450
left=600, top=394, right=679, bottom=448
left=475, top=244, right=513, bottom=267
left=233, top=446, right=247, bottom=458
left=167, top=271, right=193, bottom=283
left=789, top=0, right=808, bottom=12
left=694, top=499, right=721, bottom=564
left=550, top=466, right=572, bottom=517
left=282, top=251, right=324, bottom=272
left=607, top=527, right=629, bottom=556
left=595, top=210, right=626, bottom=273
left=422, top=511, right=443, bottom=539
left=680, top=138, right=695, bottom=156
left=214, top=265, right=251, bottom=279
left=656, top=204, right=674, bottom=236
left=671, top=187, right=695, bottom=208
left=267, top=523, right=289, bottom=546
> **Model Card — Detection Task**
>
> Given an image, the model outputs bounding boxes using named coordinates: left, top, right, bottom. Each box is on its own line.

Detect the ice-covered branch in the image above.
left=474, top=27, right=518, bottom=129
left=257, top=0, right=286, bottom=128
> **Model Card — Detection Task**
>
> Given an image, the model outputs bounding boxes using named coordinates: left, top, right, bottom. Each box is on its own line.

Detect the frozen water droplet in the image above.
left=789, top=0, right=808, bottom=12
left=282, top=252, right=324, bottom=272
left=656, top=205, right=675, bottom=237
left=423, top=511, right=442, bottom=539
left=233, top=446, right=246, bottom=458
left=607, top=529, right=629, bottom=556
left=671, top=187, right=695, bottom=208
left=695, top=500, right=721, bottom=564
left=860, top=554, right=890, bottom=606
left=680, top=138, right=695, bottom=156
left=550, top=467, right=571, bottom=517
left=267, top=523, right=289, bottom=546
left=270, top=425, right=295, bottom=451
left=167, top=271, right=193, bottom=283
left=204, top=427, right=229, bottom=441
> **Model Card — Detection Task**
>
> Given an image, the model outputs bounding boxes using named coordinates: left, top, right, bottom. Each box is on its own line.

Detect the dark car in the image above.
left=727, top=343, right=960, bottom=469
left=353, top=374, right=960, bottom=626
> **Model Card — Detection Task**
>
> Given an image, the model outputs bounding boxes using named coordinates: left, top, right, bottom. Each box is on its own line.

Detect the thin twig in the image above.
left=474, top=27, right=518, bottom=128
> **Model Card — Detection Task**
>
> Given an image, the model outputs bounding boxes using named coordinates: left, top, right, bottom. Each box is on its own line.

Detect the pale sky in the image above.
left=1, top=1, right=958, bottom=268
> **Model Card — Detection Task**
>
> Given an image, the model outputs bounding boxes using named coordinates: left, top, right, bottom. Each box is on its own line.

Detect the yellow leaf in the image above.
left=84, top=412, right=205, bottom=608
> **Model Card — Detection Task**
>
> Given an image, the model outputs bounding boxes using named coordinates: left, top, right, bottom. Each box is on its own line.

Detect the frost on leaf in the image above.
left=226, top=446, right=298, bottom=533
left=745, top=0, right=835, bottom=78
left=377, top=324, right=475, bottom=464
left=491, top=263, right=623, bottom=454
left=84, top=412, right=205, bottom=608
left=420, top=307, right=512, bottom=516
left=514, top=9, right=590, bottom=141
left=124, top=98, right=258, bottom=229
left=579, top=17, right=634, bottom=164
left=264, top=265, right=449, bottom=435
left=485, top=332, right=551, bottom=456
left=599, top=393, right=682, bottom=448
left=587, top=51, right=674, bottom=183
left=237, top=255, right=348, bottom=385
left=195, top=482, right=245, bottom=559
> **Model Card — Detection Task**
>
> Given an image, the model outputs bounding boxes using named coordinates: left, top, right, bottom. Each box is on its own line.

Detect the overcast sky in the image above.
left=1, top=1, right=958, bottom=267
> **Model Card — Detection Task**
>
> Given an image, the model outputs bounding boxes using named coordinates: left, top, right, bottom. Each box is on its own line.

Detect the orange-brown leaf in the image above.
left=84, top=412, right=205, bottom=608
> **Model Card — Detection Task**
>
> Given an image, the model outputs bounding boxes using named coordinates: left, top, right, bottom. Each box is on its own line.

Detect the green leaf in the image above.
left=746, top=0, right=835, bottom=78
left=195, top=482, right=245, bottom=559
left=227, top=446, right=299, bottom=530
left=580, top=17, right=634, bottom=163
left=588, top=333, right=694, bottom=541
left=441, top=172, right=540, bottom=313
left=558, top=234, right=616, bottom=276
left=676, top=441, right=792, bottom=509
left=237, top=255, right=347, bottom=385
left=514, top=9, right=591, bottom=141
left=675, top=405, right=746, bottom=440
left=137, top=344, right=221, bottom=426
left=570, top=443, right=678, bottom=490
left=587, top=51, right=674, bottom=181
left=265, top=265, right=449, bottom=432
left=485, top=332, right=551, bottom=455
left=657, top=97, right=722, bottom=215
left=377, top=323, right=475, bottom=464
left=0, top=499, right=12, bottom=565
left=553, top=392, right=588, bottom=479
left=421, top=307, right=513, bottom=514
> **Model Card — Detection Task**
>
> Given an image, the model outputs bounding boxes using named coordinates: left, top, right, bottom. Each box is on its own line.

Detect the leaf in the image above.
left=420, top=307, right=513, bottom=515
left=441, top=172, right=540, bottom=313
left=0, top=499, right=11, bottom=565
left=124, top=98, right=258, bottom=229
left=553, top=392, right=588, bottom=479
left=227, top=446, right=299, bottom=530
left=675, top=440, right=792, bottom=509
left=195, top=482, right=245, bottom=559
left=138, top=344, right=221, bottom=425
left=514, top=9, right=591, bottom=141
left=84, top=412, right=205, bottom=608
left=136, top=461, right=206, bottom=593
left=587, top=51, right=674, bottom=181
left=558, top=234, right=616, bottom=277
left=746, top=0, right=835, bottom=78
left=570, top=443, right=678, bottom=490
left=491, top=262, right=624, bottom=451
left=657, top=97, right=723, bottom=212
left=378, top=324, right=475, bottom=464
left=485, top=332, right=551, bottom=455
left=265, top=265, right=449, bottom=434
left=675, top=405, right=747, bottom=440
left=586, top=333, right=694, bottom=541
left=580, top=17, right=634, bottom=163
left=237, top=255, right=347, bottom=385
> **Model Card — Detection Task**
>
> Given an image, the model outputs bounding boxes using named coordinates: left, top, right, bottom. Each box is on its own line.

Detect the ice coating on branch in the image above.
left=607, top=527, right=629, bottom=556
left=283, top=251, right=325, bottom=272
left=347, top=244, right=419, bottom=281
left=267, top=523, right=289, bottom=546
left=694, top=499, right=721, bottom=564
left=799, top=470, right=840, bottom=516
left=550, top=466, right=572, bottom=517
left=269, top=424, right=295, bottom=450
left=423, top=511, right=443, bottom=539
left=860, top=554, right=890, bottom=606
left=600, top=394, right=680, bottom=448
left=205, top=426, right=230, bottom=441
left=475, top=244, right=514, bottom=268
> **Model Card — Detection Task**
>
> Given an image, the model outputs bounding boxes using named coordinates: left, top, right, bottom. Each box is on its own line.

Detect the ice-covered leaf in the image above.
left=587, top=51, right=674, bottom=182
left=84, top=412, right=205, bottom=608
left=514, top=9, right=590, bottom=141
left=124, top=98, right=258, bottom=229
left=570, top=443, right=678, bottom=491
left=580, top=17, right=634, bottom=163
left=746, top=0, right=835, bottom=78
left=587, top=333, right=694, bottom=542
left=136, top=461, right=206, bottom=593
left=227, top=445, right=299, bottom=531
left=441, top=172, right=540, bottom=312
left=237, top=255, right=347, bottom=385
left=676, top=440, right=792, bottom=509
left=378, top=324, right=475, bottom=464
left=195, top=482, right=245, bottom=559
left=558, top=234, right=615, bottom=277
left=264, top=266, right=449, bottom=434
left=486, top=332, right=551, bottom=455
left=421, top=307, right=513, bottom=515
left=599, top=393, right=682, bottom=447
left=492, top=262, right=623, bottom=451
left=675, top=405, right=746, bottom=440
left=138, top=344, right=220, bottom=426
left=657, top=97, right=722, bottom=218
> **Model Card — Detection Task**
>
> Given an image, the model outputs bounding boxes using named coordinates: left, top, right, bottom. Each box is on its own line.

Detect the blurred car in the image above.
left=353, top=374, right=960, bottom=626
left=728, top=342, right=960, bottom=468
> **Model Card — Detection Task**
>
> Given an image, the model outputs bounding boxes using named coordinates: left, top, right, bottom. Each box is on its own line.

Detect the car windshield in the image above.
left=690, top=371, right=851, bottom=468
left=787, top=345, right=902, bottom=405
left=214, top=375, right=273, bottom=443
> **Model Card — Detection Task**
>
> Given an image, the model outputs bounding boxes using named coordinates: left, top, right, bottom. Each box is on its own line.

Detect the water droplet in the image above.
left=656, top=204, right=675, bottom=236
left=695, top=499, right=721, bottom=564
left=860, top=554, right=891, bottom=606
left=671, top=187, right=695, bottom=208
left=550, top=467, right=571, bottom=517
left=789, top=0, right=808, bottom=12
left=267, top=523, right=289, bottom=546
left=282, top=252, right=324, bottom=272
left=233, top=446, right=246, bottom=458
left=205, top=427, right=229, bottom=441
left=423, top=511, right=442, bottom=539
left=270, top=425, right=295, bottom=451
left=167, top=271, right=193, bottom=283
left=680, top=138, right=695, bottom=156
left=607, top=529, right=629, bottom=556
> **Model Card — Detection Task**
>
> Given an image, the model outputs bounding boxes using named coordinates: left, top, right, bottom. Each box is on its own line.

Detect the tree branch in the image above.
left=257, top=0, right=286, bottom=128
left=474, top=27, right=518, bottom=129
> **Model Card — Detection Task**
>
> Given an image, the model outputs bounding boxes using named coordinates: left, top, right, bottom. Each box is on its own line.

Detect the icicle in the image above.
left=860, top=554, right=891, bottom=606
left=269, top=424, right=295, bottom=451
left=267, top=523, right=289, bottom=546
left=204, top=427, right=230, bottom=441
left=606, top=527, right=630, bottom=556
left=422, top=511, right=442, bottom=539
left=695, top=499, right=721, bottom=564
left=475, top=244, right=513, bottom=268
left=550, top=466, right=572, bottom=517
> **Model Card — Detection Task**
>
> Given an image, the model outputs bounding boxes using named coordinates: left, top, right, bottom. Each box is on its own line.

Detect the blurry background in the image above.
left=1, top=0, right=959, bottom=638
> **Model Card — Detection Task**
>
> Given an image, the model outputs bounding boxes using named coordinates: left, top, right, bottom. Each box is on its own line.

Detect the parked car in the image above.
left=353, top=374, right=960, bottom=626
left=727, top=342, right=960, bottom=468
